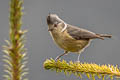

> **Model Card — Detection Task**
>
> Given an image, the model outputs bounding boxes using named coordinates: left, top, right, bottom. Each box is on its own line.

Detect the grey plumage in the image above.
left=67, top=24, right=112, bottom=40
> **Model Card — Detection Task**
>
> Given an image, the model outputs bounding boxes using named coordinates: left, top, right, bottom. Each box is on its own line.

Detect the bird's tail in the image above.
left=96, top=34, right=112, bottom=40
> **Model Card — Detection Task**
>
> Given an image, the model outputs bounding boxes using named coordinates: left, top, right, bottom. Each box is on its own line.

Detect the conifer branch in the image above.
left=3, top=0, right=28, bottom=80
left=43, top=58, right=120, bottom=80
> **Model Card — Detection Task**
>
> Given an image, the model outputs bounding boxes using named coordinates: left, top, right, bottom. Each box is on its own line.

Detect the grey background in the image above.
left=0, top=0, right=120, bottom=80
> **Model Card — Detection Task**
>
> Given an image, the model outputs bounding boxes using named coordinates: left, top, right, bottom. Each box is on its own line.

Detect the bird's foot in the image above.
left=55, top=56, right=61, bottom=62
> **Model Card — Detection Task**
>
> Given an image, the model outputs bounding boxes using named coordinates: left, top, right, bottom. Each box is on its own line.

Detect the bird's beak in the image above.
left=48, top=28, right=53, bottom=31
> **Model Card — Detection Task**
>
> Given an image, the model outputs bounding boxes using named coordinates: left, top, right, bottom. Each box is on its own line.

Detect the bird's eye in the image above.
left=54, top=24, right=57, bottom=27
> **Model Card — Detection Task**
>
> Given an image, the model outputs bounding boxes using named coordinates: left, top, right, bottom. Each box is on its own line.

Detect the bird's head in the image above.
left=47, top=13, right=65, bottom=32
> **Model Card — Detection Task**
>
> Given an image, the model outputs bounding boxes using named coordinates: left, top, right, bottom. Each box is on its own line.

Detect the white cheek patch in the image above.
left=55, top=15, right=68, bottom=32
left=61, top=23, right=67, bottom=32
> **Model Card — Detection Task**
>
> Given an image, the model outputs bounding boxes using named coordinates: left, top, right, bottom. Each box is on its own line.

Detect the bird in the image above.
left=47, top=13, right=112, bottom=62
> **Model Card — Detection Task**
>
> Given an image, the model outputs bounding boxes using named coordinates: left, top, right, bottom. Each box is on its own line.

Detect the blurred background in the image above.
left=0, top=0, right=120, bottom=80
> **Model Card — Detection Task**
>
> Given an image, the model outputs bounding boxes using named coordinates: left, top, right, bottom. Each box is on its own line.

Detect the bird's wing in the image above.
left=67, top=24, right=103, bottom=40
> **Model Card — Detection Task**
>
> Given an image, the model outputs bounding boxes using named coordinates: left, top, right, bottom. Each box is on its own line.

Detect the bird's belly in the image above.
left=60, top=39, right=90, bottom=53
left=53, top=34, right=90, bottom=53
